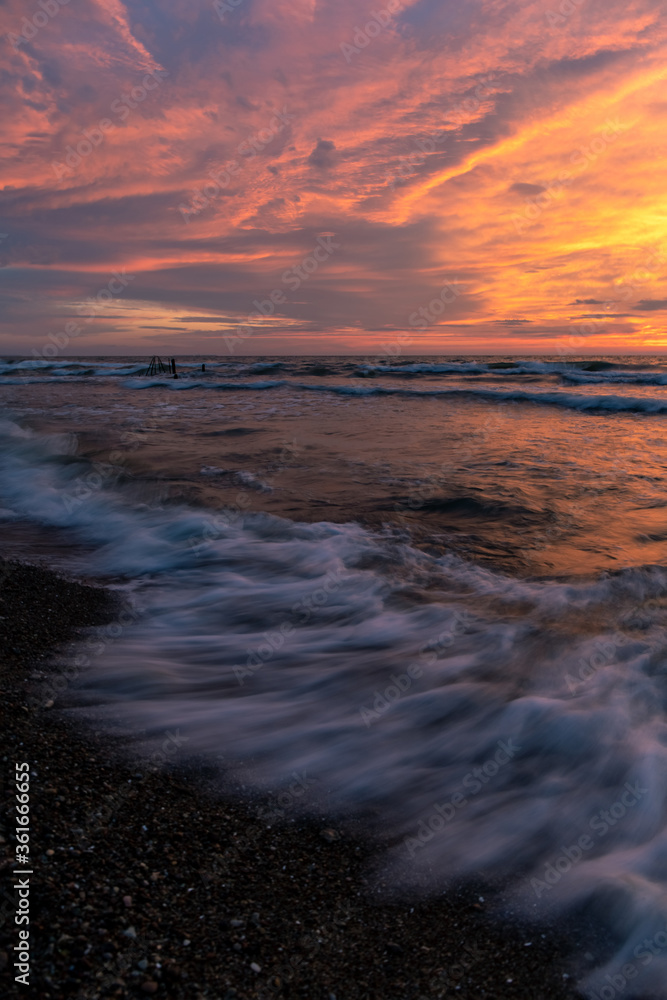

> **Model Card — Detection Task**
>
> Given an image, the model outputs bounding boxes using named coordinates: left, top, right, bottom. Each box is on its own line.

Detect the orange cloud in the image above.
left=1, top=0, right=666, bottom=353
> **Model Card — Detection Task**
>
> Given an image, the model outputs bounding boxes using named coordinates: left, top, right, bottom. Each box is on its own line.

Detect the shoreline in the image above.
left=1, top=558, right=589, bottom=999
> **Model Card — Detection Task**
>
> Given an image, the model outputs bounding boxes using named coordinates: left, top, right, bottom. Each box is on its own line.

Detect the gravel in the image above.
left=0, top=557, right=594, bottom=998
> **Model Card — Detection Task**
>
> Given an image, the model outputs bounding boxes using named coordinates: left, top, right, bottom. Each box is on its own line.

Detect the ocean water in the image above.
left=3, top=354, right=667, bottom=995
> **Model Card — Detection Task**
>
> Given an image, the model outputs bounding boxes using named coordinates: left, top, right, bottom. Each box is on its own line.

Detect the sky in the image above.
left=1, top=0, right=666, bottom=356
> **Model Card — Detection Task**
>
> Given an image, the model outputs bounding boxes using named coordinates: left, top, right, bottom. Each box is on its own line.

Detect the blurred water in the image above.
left=3, top=355, right=667, bottom=995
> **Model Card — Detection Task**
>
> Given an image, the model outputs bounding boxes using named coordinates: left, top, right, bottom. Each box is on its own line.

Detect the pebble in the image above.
left=250, top=962, right=262, bottom=973
left=1, top=558, right=587, bottom=1000
left=123, top=895, right=133, bottom=907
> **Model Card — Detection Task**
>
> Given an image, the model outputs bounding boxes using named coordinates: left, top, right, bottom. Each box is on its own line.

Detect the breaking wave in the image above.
left=2, top=416, right=667, bottom=996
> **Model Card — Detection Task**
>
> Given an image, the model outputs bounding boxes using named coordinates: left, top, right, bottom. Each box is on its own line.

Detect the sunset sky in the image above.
left=1, top=0, right=667, bottom=355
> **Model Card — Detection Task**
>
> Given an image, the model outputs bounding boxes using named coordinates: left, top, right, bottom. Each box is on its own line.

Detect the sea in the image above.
left=3, top=353, right=667, bottom=996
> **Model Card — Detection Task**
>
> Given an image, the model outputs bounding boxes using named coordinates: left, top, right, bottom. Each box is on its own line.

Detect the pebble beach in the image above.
left=1, top=557, right=589, bottom=1000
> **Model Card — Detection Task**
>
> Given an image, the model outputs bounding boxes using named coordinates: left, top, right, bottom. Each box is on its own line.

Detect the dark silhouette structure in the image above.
left=142, top=356, right=169, bottom=376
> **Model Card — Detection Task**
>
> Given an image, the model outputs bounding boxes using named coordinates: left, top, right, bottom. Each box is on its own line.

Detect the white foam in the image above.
left=2, top=416, right=667, bottom=995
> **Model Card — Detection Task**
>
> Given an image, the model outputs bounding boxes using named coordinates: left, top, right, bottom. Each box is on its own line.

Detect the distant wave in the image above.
left=123, top=378, right=287, bottom=390
left=4, top=358, right=666, bottom=383
left=355, top=359, right=666, bottom=377
left=119, top=379, right=667, bottom=414
left=356, top=361, right=489, bottom=375
left=562, top=371, right=667, bottom=386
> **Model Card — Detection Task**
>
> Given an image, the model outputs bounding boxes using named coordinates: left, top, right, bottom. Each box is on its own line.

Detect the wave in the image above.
left=241, top=361, right=285, bottom=373
left=0, top=358, right=246, bottom=378
left=562, top=371, right=667, bottom=386
left=122, top=377, right=287, bottom=391
left=395, top=494, right=550, bottom=525
left=355, top=359, right=665, bottom=377
left=4, top=356, right=665, bottom=383
left=119, top=379, right=667, bottom=414
left=2, top=416, right=667, bottom=994
left=356, top=361, right=490, bottom=375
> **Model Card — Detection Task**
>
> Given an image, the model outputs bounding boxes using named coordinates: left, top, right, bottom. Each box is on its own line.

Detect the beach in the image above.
left=3, top=355, right=667, bottom=998
left=1, top=558, right=586, bottom=999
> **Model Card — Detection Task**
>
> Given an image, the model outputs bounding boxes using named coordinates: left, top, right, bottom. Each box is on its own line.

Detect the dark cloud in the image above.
left=0, top=0, right=662, bottom=352
left=635, top=299, right=667, bottom=310
left=546, top=49, right=631, bottom=81
left=509, top=182, right=545, bottom=196
left=307, top=139, right=337, bottom=170
left=236, top=95, right=260, bottom=111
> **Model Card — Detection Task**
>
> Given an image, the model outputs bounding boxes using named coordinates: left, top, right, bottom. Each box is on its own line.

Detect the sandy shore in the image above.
left=0, top=558, right=589, bottom=999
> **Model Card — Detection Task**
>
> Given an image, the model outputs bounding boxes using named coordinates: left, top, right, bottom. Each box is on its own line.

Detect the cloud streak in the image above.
left=1, top=0, right=666, bottom=353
